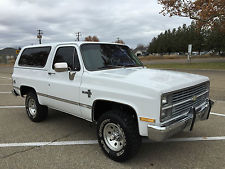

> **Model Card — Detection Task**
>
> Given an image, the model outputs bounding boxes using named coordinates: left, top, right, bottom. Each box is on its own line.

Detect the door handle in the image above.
left=48, top=72, right=55, bottom=75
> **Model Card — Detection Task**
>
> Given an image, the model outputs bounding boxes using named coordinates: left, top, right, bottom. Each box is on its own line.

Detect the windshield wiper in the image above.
left=123, top=64, right=141, bottom=67
left=97, top=64, right=143, bottom=70
left=97, top=65, right=124, bottom=70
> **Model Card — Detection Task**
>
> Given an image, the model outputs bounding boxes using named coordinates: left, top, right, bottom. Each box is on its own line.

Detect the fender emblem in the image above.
left=82, top=90, right=92, bottom=98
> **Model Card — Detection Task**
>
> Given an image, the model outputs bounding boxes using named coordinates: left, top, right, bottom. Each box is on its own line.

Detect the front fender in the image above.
left=91, top=96, right=159, bottom=137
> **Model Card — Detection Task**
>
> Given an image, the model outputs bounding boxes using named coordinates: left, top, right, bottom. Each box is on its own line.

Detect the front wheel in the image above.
left=97, top=110, right=141, bottom=162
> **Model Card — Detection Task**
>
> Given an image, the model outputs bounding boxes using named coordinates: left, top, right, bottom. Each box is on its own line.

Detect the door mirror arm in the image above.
left=69, top=71, right=76, bottom=80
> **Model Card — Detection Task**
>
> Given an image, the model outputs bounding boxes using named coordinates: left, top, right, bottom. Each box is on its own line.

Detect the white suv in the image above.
left=12, top=42, right=213, bottom=161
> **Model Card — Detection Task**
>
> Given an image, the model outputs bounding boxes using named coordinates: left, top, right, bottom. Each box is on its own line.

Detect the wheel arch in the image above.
left=92, top=99, right=139, bottom=125
left=20, top=85, right=37, bottom=97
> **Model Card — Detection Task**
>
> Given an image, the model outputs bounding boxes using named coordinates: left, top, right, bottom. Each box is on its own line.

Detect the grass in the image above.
left=139, top=55, right=224, bottom=61
left=146, top=62, right=225, bottom=70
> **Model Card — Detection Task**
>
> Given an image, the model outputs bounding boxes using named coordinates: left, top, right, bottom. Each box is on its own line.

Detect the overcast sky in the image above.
left=0, top=0, right=191, bottom=49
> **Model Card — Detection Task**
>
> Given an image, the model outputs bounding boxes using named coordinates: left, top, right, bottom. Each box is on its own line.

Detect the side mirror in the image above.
left=54, top=62, right=68, bottom=72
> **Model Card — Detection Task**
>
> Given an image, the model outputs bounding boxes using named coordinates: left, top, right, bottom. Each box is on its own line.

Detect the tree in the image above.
left=158, top=0, right=225, bottom=32
left=148, top=22, right=212, bottom=54
left=92, top=36, right=99, bottom=42
left=84, top=35, right=99, bottom=42
left=206, top=25, right=225, bottom=54
left=115, top=38, right=125, bottom=44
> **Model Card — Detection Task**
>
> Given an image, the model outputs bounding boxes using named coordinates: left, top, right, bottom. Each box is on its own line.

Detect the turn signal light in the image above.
left=140, top=117, right=155, bottom=123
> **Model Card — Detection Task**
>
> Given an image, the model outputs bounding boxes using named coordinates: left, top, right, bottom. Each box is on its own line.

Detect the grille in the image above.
left=172, top=92, right=208, bottom=117
left=172, top=83, right=208, bottom=104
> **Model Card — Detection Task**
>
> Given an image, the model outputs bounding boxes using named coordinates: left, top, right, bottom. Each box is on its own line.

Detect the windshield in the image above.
left=80, top=44, right=143, bottom=71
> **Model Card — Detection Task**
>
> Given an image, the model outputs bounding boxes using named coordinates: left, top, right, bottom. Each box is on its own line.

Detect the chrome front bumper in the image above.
left=148, top=99, right=214, bottom=141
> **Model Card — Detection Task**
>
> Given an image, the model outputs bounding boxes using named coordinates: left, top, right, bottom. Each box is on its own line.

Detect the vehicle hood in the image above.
left=93, top=67, right=209, bottom=93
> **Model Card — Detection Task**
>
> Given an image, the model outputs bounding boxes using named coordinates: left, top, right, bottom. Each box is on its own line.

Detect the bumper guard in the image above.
left=148, top=99, right=214, bottom=141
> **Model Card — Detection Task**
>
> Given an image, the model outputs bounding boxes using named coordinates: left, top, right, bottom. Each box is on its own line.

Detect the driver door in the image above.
left=47, top=45, right=82, bottom=117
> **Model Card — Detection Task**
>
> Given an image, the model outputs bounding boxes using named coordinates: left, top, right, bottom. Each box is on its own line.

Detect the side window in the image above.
left=18, top=47, right=51, bottom=67
left=53, top=46, right=80, bottom=71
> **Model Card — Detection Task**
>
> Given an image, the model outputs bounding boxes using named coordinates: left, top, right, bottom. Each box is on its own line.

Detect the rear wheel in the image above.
left=25, top=92, right=48, bottom=122
left=97, top=110, right=141, bottom=162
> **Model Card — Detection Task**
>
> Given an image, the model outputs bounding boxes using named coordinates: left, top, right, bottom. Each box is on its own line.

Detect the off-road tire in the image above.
left=25, top=92, right=48, bottom=122
left=97, top=110, right=141, bottom=162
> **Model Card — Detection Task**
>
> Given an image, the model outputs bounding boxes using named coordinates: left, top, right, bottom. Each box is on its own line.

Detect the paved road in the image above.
left=0, top=66, right=225, bottom=169
left=142, top=57, right=225, bottom=65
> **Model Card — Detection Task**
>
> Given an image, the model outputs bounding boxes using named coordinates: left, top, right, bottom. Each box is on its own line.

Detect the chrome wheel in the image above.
left=103, top=123, right=126, bottom=151
left=28, top=98, right=37, bottom=116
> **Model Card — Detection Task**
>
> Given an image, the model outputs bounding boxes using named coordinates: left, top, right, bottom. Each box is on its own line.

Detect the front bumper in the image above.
left=148, top=99, right=214, bottom=141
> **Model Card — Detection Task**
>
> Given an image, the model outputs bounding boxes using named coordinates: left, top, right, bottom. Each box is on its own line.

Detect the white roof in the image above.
left=23, top=41, right=127, bottom=49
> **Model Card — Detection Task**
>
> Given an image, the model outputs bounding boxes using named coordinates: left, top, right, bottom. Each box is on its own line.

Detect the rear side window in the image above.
left=18, top=47, right=51, bottom=67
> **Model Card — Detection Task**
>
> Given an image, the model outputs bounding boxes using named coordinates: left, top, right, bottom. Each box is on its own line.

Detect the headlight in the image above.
left=161, top=96, right=168, bottom=105
left=161, top=94, right=172, bottom=106
left=205, top=81, right=210, bottom=98
left=161, top=94, right=172, bottom=122
left=161, top=108, right=172, bottom=122
left=206, top=81, right=210, bottom=91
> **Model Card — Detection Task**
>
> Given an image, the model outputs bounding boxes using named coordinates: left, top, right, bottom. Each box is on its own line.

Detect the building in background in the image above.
left=133, top=46, right=148, bottom=57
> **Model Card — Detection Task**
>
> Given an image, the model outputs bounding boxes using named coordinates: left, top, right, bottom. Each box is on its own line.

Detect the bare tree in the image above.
left=92, top=36, right=99, bottom=42
left=84, top=35, right=100, bottom=42
left=115, top=38, right=125, bottom=44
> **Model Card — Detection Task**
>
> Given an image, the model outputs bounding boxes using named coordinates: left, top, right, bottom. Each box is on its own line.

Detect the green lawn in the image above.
left=146, top=62, right=225, bottom=70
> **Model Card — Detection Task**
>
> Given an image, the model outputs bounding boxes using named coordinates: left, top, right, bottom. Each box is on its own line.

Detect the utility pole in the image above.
left=75, top=32, right=81, bottom=41
left=37, top=29, right=43, bottom=44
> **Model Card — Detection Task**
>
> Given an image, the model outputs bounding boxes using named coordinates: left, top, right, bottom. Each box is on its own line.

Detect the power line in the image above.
left=75, top=32, right=81, bottom=41
left=37, top=29, right=43, bottom=44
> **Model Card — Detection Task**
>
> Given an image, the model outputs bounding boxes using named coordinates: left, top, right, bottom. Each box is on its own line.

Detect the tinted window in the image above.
left=18, top=47, right=51, bottom=67
left=53, top=46, right=80, bottom=71
left=81, top=44, right=143, bottom=71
